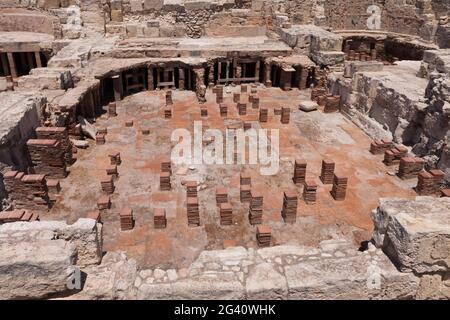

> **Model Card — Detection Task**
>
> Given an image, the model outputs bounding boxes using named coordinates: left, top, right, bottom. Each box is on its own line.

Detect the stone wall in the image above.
left=0, top=218, right=103, bottom=299
left=372, top=197, right=450, bottom=299
left=73, top=239, right=420, bottom=300
left=1, top=198, right=448, bottom=299
left=0, top=93, right=46, bottom=210
left=329, top=51, right=450, bottom=181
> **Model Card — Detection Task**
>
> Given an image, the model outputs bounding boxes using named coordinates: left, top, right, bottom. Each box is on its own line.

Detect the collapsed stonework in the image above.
left=0, top=196, right=448, bottom=300
left=0, top=218, right=102, bottom=299
left=0, top=0, right=449, bottom=301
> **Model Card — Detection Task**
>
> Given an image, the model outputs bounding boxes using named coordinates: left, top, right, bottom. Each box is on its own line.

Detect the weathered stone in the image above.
left=0, top=240, right=77, bottom=299
left=246, top=262, right=288, bottom=299
left=372, top=197, right=450, bottom=274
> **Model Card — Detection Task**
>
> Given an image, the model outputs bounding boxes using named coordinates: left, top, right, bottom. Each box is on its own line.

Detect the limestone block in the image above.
left=310, top=51, right=345, bottom=66
left=38, top=0, right=61, bottom=9
left=79, top=252, right=138, bottom=300
left=184, top=0, right=212, bottom=10
left=144, top=26, right=160, bottom=37
left=159, top=23, right=186, bottom=37
left=0, top=240, right=77, bottom=299
left=0, top=219, right=103, bottom=267
left=105, top=23, right=127, bottom=35
left=310, top=32, right=343, bottom=52
left=285, top=252, right=419, bottom=299
left=130, top=0, right=143, bottom=11
left=246, top=263, right=288, bottom=299
left=372, top=197, right=450, bottom=274
left=144, top=0, right=163, bottom=10
left=17, top=68, right=74, bottom=91
left=126, top=24, right=139, bottom=38
left=416, top=274, right=450, bottom=300
left=345, top=61, right=384, bottom=78
left=110, top=9, right=123, bottom=22
left=110, top=0, right=123, bottom=10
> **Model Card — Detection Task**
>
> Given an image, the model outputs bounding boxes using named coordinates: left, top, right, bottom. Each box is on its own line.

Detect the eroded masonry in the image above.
left=0, top=0, right=449, bottom=300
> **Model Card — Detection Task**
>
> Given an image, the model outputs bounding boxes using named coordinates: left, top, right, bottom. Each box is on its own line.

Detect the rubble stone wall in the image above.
left=1, top=196, right=449, bottom=299
left=329, top=52, right=450, bottom=181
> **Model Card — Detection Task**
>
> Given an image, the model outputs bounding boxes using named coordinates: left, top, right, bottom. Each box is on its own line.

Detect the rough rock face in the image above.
left=0, top=240, right=77, bottom=299
left=372, top=197, right=450, bottom=274
left=0, top=218, right=103, bottom=267
left=329, top=54, right=450, bottom=181
left=70, top=240, right=419, bottom=300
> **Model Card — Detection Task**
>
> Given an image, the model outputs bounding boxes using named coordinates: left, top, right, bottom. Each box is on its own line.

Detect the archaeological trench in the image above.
left=0, top=0, right=449, bottom=300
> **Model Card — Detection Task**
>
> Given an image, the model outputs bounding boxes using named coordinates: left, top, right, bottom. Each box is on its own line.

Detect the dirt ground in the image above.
left=45, top=86, right=417, bottom=269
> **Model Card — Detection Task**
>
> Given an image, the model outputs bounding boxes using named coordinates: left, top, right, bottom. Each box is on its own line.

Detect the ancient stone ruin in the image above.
left=0, top=0, right=449, bottom=300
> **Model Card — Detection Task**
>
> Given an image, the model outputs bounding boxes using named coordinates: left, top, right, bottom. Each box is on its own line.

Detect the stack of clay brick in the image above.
left=200, top=106, right=208, bottom=117
left=281, top=107, right=290, bottom=124
left=324, top=96, right=341, bottom=113
left=106, top=164, right=118, bottom=178
left=384, top=146, right=408, bottom=166
left=219, top=203, right=233, bottom=225
left=315, top=69, right=327, bottom=87
left=216, top=187, right=228, bottom=205
left=36, top=127, right=73, bottom=165
left=320, top=159, right=335, bottom=184
left=243, top=122, right=251, bottom=131
left=97, top=195, right=111, bottom=211
left=219, top=103, right=228, bottom=117
left=160, top=158, right=172, bottom=191
left=370, top=139, right=394, bottom=154
left=109, top=151, right=122, bottom=165
left=303, top=180, right=317, bottom=204
left=281, top=189, right=298, bottom=223
left=0, top=209, right=39, bottom=224
left=233, top=93, right=240, bottom=103
left=154, top=208, right=167, bottom=229
left=3, top=171, right=50, bottom=211
left=186, top=181, right=198, bottom=198
left=187, top=197, right=200, bottom=226
left=214, top=85, right=224, bottom=103
left=164, top=107, right=172, bottom=119
left=241, top=84, right=248, bottom=93
left=166, top=90, right=173, bottom=105
left=331, top=174, right=348, bottom=201
left=311, top=87, right=327, bottom=101
left=416, top=169, right=444, bottom=195
left=100, top=175, right=115, bottom=194
left=347, top=50, right=377, bottom=61
left=293, top=159, right=307, bottom=184
left=238, top=102, right=246, bottom=116
left=120, top=207, right=134, bottom=231
left=96, top=127, right=107, bottom=145
left=161, top=158, right=172, bottom=174
left=240, top=173, right=252, bottom=202
left=160, top=172, right=171, bottom=191
left=249, top=189, right=263, bottom=225
left=398, top=157, right=425, bottom=179
left=46, top=179, right=61, bottom=205
left=256, top=225, right=271, bottom=247
left=108, top=102, right=117, bottom=117
left=259, top=108, right=268, bottom=122
left=251, top=96, right=260, bottom=109
left=27, top=139, right=67, bottom=179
